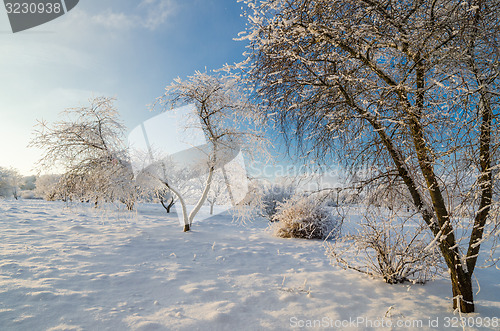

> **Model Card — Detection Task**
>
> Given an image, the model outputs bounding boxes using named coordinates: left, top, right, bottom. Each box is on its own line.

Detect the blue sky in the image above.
left=0, top=0, right=247, bottom=175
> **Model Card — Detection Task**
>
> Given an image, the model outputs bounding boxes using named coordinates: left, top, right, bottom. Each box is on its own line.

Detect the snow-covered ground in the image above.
left=0, top=200, right=499, bottom=331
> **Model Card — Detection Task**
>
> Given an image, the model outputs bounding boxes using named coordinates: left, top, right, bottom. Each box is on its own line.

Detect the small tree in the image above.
left=151, top=71, right=260, bottom=232
left=0, top=167, right=22, bottom=200
left=29, top=97, right=136, bottom=209
left=157, top=188, right=176, bottom=213
left=136, top=156, right=197, bottom=213
left=34, top=174, right=61, bottom=201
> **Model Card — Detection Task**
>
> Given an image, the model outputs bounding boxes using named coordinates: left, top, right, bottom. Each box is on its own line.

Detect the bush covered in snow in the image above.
left=326, top=208, right=443, bottom=284
left=272, top=196, right=341, bottom=240
left=259, top=184, right=295, bottom=221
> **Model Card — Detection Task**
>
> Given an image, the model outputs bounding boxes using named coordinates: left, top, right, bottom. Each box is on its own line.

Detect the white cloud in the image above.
left=75, top=0, right=177, bottom=31
left=91, top=10, right=137, bottom=30
left=140, top=0, right=176, bottom=30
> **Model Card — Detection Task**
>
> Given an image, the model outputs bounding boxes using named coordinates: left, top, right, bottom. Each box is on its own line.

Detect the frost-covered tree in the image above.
left=0, top=167, right=22, bottom=199
left=29, top=97, right=136, bottom=209
left=156, top=188, right=176, bottom=213
left=240, top=0, right=499, bottom=312
left=136, top=155, right=198, bottom=213
left=34, top=174, right=61, bottom=201
left=151, top=71, right=261, bottom=232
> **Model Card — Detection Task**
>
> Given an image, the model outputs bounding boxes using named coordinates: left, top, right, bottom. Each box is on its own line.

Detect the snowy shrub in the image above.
left=326, top=208, right=443, bottom=284
left=272, top=196, right=341, bottom=240
left=260, top=184, right=295, bottom=221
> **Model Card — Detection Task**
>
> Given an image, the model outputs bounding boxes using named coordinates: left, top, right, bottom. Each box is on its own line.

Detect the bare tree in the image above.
left=29, top=97, right=136, bottom=209
left=157, top=189, right=176, bottom=213
left=240, top=0, right=499, bottom=312
left=150, top=71, right=261, bottom=232
left=135, top=155, right=199, bottom=214
left=131, top=149, right=177, bottom=212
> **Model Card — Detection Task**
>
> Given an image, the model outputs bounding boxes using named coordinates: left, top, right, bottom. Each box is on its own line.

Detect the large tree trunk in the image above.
left=451, top=269, right=475, bottom=312
left=439, top=231, right=475, bottom=312
left=408, top=57, right=477, bottom=313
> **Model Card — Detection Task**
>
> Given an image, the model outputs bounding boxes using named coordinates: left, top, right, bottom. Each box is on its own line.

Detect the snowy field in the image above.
left=0, top=200, right=499, bottom=331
